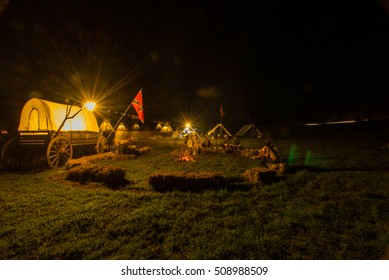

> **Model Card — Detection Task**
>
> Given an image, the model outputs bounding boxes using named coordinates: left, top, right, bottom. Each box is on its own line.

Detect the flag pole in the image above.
left=106, top=103, right=133, bottom=142
left=220, top=104, right=223, bottom=136
left=106, top=88, right=142, bottom=141
left=220, top=114, right=222, bottom=136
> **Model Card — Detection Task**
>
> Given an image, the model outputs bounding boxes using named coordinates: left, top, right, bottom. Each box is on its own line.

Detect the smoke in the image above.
left=196, top=86, right=221, bottom=100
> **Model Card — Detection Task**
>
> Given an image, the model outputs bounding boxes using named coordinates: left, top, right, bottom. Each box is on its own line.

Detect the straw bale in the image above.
left=65, top=157, right=90, bottom=170
left=242, top=167, right=277, bottom=183
left=267, top=162, right=286, bottom=175
left=66, top=164, right=126, bottom=187
left=65, top=152, right=116, bottom=169
left=65, top=152, right=136, bottom=170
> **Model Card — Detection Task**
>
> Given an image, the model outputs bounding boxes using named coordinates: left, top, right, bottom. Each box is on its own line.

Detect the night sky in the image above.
left=1, top=0, right=389, bottom=133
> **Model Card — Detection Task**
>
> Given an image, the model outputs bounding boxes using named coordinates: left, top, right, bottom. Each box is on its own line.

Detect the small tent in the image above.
left=160, top=122, right=173, bottom=134
left=235, top=124, right=263, bottom=138
left=155, top=121, right=164, bottom=130
left=99, top=120, right=114, bottom=133
left=131, top=122, right=141, bottom=130
left=207, top=123, right=232, bottom=137
left=117, top=122, right=127, bottom=131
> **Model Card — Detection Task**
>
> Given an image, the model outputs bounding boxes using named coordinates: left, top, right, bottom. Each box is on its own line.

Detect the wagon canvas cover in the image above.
left=18, top=98, right=99, bottom=133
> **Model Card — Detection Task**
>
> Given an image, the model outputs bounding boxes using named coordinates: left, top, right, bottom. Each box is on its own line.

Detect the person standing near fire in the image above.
left=186, top=135, right=194, bottom=149
left=232, top=136, right=241, bottom=153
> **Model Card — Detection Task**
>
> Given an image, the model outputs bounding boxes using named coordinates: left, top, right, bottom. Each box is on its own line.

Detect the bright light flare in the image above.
left=177, top=115, right=197, bottom=131
left=83, top=101, right=96, bottom=111
left=175, top=110, right=204, bottom=135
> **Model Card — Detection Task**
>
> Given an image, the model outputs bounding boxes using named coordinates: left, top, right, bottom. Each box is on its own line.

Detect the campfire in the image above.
left=176, top=150, right=196, bottom=162
left=171, top=149, right=197, bottom=162
left=179, top=154, right=196, bottom=162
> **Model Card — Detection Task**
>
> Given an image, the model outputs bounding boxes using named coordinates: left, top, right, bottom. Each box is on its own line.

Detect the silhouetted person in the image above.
left=252, top=141, right=280, bottom=163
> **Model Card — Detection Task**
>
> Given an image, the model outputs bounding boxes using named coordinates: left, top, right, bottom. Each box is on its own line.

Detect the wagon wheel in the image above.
left=96, top=135, right=108, bottom=154
left=1, top=137, right=39, bottom=170
left=46, top=136, right=73, bottom=168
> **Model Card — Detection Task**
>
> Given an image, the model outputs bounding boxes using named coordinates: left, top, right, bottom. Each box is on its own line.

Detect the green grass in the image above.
left=1, top=127, right=389, bottom=260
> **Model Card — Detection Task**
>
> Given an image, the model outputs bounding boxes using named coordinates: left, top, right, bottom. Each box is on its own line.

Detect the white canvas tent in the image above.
left=155, top=121, right=163, bottom=130
left=99, top=120, right=114, bottom=133
left=160, top=122, right=173, bottom=133
left=18, top=98, right=99, bottom=133
left=207, top=123, right=232, bottom=137
left=131, top=122, right=141, bottom=130
left=235, top=124, right=263, bottom=138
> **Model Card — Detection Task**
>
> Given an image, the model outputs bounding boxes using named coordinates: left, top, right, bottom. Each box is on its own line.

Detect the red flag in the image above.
left=131, top=89, right=144, bottom=123
left=220, top=104, right=225, bottom=117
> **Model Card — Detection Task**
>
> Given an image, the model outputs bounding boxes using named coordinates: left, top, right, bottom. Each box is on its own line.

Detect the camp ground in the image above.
left=0, top=98, right=108, bottom=169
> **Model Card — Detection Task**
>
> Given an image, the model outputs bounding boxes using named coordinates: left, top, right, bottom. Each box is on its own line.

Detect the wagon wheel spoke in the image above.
left=1, top=137, right=38, bottom=170
left=46, top=136, right=73, bottom=168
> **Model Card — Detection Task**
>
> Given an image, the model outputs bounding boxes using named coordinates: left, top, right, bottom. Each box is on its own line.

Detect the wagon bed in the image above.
left=1, top=98, right=108, bottom=169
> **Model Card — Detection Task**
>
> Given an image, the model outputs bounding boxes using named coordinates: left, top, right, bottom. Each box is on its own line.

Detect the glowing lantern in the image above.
left=84, top=101, right=96, bottom=111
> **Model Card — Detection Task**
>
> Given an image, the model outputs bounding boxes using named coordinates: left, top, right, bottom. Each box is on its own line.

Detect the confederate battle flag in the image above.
left=131, top=89, right=144, bottom=123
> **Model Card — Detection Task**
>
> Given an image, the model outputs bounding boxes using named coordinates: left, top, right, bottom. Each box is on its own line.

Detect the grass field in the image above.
left=0, top=121, right=389, bottom=260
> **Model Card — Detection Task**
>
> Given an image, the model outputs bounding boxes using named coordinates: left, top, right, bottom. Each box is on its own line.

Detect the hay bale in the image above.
left=267, top=162, right=286, bottom=175
left=148, top=171, right=224, bottom=192
left=66, top=164, right=126, bottom=188
left=94, top=165, right=126, bottom=185
left=65, top=152, right=119, bottom=170
left=82, top=152, right=118, bottom=162
left=65, top=157, right=89, bottom=170
left=66, top=164, right=99, bottom=183
left=242, top=167, right=277, bottom=184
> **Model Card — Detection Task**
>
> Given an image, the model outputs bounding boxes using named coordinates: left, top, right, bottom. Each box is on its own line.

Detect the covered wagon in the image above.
left=1, top=98, right=108, bottom=169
